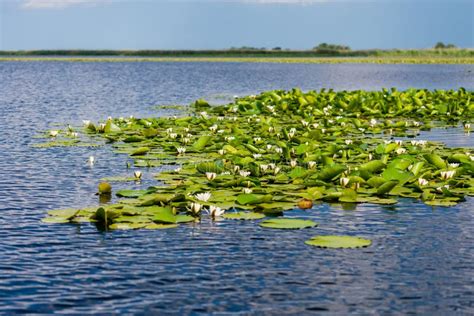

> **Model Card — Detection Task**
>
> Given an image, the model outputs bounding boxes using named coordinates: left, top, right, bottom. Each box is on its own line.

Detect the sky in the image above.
left=0, top=0, right=472, bottom=50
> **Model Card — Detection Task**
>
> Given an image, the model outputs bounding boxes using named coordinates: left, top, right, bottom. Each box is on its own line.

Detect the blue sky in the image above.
left=0, top=0, right=472, bottom=50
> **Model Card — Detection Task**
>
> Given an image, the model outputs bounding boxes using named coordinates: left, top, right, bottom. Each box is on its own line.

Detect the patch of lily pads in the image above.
left=39, top=88, right=473, bottom=249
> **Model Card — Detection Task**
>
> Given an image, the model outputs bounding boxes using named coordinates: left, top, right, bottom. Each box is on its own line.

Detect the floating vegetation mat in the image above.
left=39, top=88, right=473, bottom=249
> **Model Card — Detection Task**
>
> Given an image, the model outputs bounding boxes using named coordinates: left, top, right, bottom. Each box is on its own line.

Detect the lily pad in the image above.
left=259, top=218, right=317, bottom=229
left=222, top=212, right=265, bottom=220
left=305, top=235, right=372, bottom=249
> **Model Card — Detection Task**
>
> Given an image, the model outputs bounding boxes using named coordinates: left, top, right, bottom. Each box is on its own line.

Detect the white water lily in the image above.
left=176, top=147, right=186, bottom=155
left=301, top=120, right=309, bottom=127
left=134, top=171, right=142, bottom=180
left=396, top=148, right=406, bottom=155
left=384, top=140, right=392, bottom=144
left=268, top=163, right=276, bottom=170
left=448, top=163, right=459, bottom=168
left=274, top=147, right=283, bottom=154
left=49, top=130, right=59, bottom=137
left=218, top=149, right=226, bottom=155
left=166, top=128, right=173, bottom=134
left=418, top=178, right=428, bottom=186
left=308, top=161, right=316, bottom=169
left=273, top=167, right=281, bottom=175
left=199, top=111, right=209, bottom=119
left=440, top=170, right=455, bottom=180
left=321, top=128, right=326, bottom=134
left=267, top=105, right=275, bottom=113
left=174, top=167, right=182, bottom=173
left=239, top=170, right=251, bottom=178
left=87, top=156, right=95, bottom=166
left=253, top=137, right=262, bottom=143
left=233, top=165, right=240, bottom=173
left=205, top=172, right=217, bottom=181
left=242, top=188, right=253, bottom=194
left=221, top=171, right=231, bottom=175
left=369, top=119, right=377, bottom=127
left=340, top=177, right=350, bottom=187
left=169, top=133, right=178, bottom=139
left=217, top=116, right=224, bottom=121
left=268, top=126, right=275, bottom=133
left=464, top=123, right=471, bottom=130
left=82, top=120, right=91, bottom=127
left=437, top=185, right=450, bottom=192
left=312, top=123, right=319, bottom=129
left=253, top=154, right=262, bottom=159
left=184, top=127, right=190, bottom=133
left=340, top=122, right=346, bottom=127
left=368, top=153, right=373, bottom=161
left=290, top=159, right=297, bottom=168
left=182, top=137, right=190, bottom=144
left=189, top=202, right=203, bottom=215
left=395, top=140, right=403, bottom=146
left=195, top=192, right=211, bottom=202
left=345, top=139, right=353, bottom=145
left=266, top=144, right=273, bottom=151
left=207, top=205, right=225, bottom=218
left=259, top=164, right=268, bottom=172
left=288, top=128, right=297, bottom=139
left=217, top=130, right=225, bottom=134
left=225, top=136, right=235, bottom=142
left=413, top=121, right=421, bottom=127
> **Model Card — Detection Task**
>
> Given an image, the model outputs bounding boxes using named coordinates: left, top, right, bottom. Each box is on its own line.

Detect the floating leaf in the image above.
left=305, top=235, right=372, bottom=249
left=222, top=212, right=265, bottom=220
left=259, top=218, right=317, bottom=229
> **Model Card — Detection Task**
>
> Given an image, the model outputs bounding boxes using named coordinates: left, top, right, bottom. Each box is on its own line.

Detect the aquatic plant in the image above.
left=39, top=88, right=473, bottom=249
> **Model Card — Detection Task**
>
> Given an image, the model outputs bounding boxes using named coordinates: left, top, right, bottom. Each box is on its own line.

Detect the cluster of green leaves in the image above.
left=41, top=88, right=473, bottom=245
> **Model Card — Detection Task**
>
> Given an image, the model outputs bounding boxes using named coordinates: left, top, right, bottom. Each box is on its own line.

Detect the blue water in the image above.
left=0, top=62, right=473, bottom=314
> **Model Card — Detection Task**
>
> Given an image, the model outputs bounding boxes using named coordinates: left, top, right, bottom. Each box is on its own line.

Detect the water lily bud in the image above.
left=205, top=172, right=217, bottom=181
left=298, top=199, right=313, bottom=210
left=340, top=177, right=350, bottom=187
left=243, top=188, right=253, bottom=194
left=308, top=161, right=316, bottom=169
left=134, top=171, right=142, bottom=179
left=98, top=182, right=112, bottom=195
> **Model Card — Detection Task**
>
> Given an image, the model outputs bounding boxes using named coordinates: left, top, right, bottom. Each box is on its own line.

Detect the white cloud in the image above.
left=21, top=0, right=111, bottom=9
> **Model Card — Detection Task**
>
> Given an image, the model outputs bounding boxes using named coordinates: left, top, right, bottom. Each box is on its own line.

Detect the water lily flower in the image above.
left=266, top=144, right=273, bottom=151
left=87, top=156, right=95, bottom=166
left=396, top=148, right=406, bottom=155
left=464, top=123, right=471, bottom=130
left=384, top=140, right=392, bottom=144
left=267, top=105, right=275, bottom=113
left=312, top=123, right=319, bottom=129
left=259, top=164, right=268, bottom=172
left=207, top=205, right=225, bottom=218
left=437, top=185, right=450, bottom=192
left=307, top=161, right=316, bottom=169
left=217, top=116, right=224, bottom=121
left=268, top=163, right=276, bottom=170
left=182, top=137, right=190, bottom=144
left=448, top=163, right=459, bottom=168
left=440, top=170, right=455, bottom=180
left=209, top=125, right=218, bottom=132
left=340, top=177, right=350, bottom=187
left=418, top=178, right=428, bottom=186
left=217, top=129, right=225, bottom=134
left=290, top=159, right=297, bottom=168
left=218, top=149, right=226, bottom=155
left=413, top=121, right=421, bottom=127
left=345, top=139, right=353, bottom=145
left=186, top=133, right=193, bottom=139
left=195, top=192, right=211, bottom=202
left=169, top=133, right=178, bottom=139
left=268, top=127, right=275, bottom=133
left=174, top=167, right=182, bottom=173
left=82, top=120, right=91, bottom=127
left=301, top=120, right=309, bottom=127
left=205, top=172, right=217, bottom=181
left=340, top=122, right=346, bottom=127
left=273, top=167, right=281, bottom=175
left=368, top=153, right=373, bottom=161
left=253, top=137, right=262, bottom=143
left=274, top=147, right=283, bottom=154
left=239, top=170, right=251, bottom=178
left=288, top=128, right=297, bottom=139
left=369, top=119, right=377, bottom=127
left=49, top=130, right=59, bottom=137
left=184, top=128, right=190, bottom=133
left=166, top=128, right=173, bottom=134
left=199, top=111, right=209, bottom=119
left=321, top=129, right=326, bottom=134
left=221, top=171, right=231, bottom=175
left=176, top=147, right=186, bottom=155
left=225, top=136, right=235, bottom=142
left=189, top=202, right=202, bottom=216
left=253, top=154, right=262, bottom=159
left=134, top=171, right=142, bottom=180
left=395, top=140, right=403, bottom=146
left=233, top=165, right=240, bottom=173
left=243, top=188, right=253, bottom=194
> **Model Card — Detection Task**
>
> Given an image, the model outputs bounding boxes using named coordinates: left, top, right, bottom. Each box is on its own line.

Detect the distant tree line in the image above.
left=434, top=42, right=457, bottom=49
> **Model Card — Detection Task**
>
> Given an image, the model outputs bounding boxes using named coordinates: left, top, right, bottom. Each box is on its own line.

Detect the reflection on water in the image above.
left=0, top=62, right=473, bottom=314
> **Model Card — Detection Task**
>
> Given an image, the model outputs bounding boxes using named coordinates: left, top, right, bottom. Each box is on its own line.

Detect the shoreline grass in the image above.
left=1, top=56, right=473, bottom=64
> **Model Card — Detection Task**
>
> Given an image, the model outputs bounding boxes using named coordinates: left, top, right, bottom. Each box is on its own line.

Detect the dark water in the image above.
left=0, top=62, right=473, bottom=314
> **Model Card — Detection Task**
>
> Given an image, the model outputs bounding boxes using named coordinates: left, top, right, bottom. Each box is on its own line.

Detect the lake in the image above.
left=0, top=61, right=473, bottom=314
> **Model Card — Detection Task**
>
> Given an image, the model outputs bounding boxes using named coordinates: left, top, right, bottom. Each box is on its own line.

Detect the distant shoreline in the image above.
left=0, top=56, right=473, bottom=64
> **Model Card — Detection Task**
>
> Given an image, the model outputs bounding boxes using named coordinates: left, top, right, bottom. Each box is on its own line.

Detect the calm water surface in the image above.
left=0, top=62, right=473, bottom=314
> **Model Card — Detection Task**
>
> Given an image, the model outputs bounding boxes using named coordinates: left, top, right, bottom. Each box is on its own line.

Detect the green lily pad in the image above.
left=41, top=217, right=71, bottom=223
left=305, top=235, right=372, bottom=249
left=259, top=218, right=317, bottom=229
left=143, top=223, right=179, bottom=229
left=222, top=212, right=266, bottom=220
